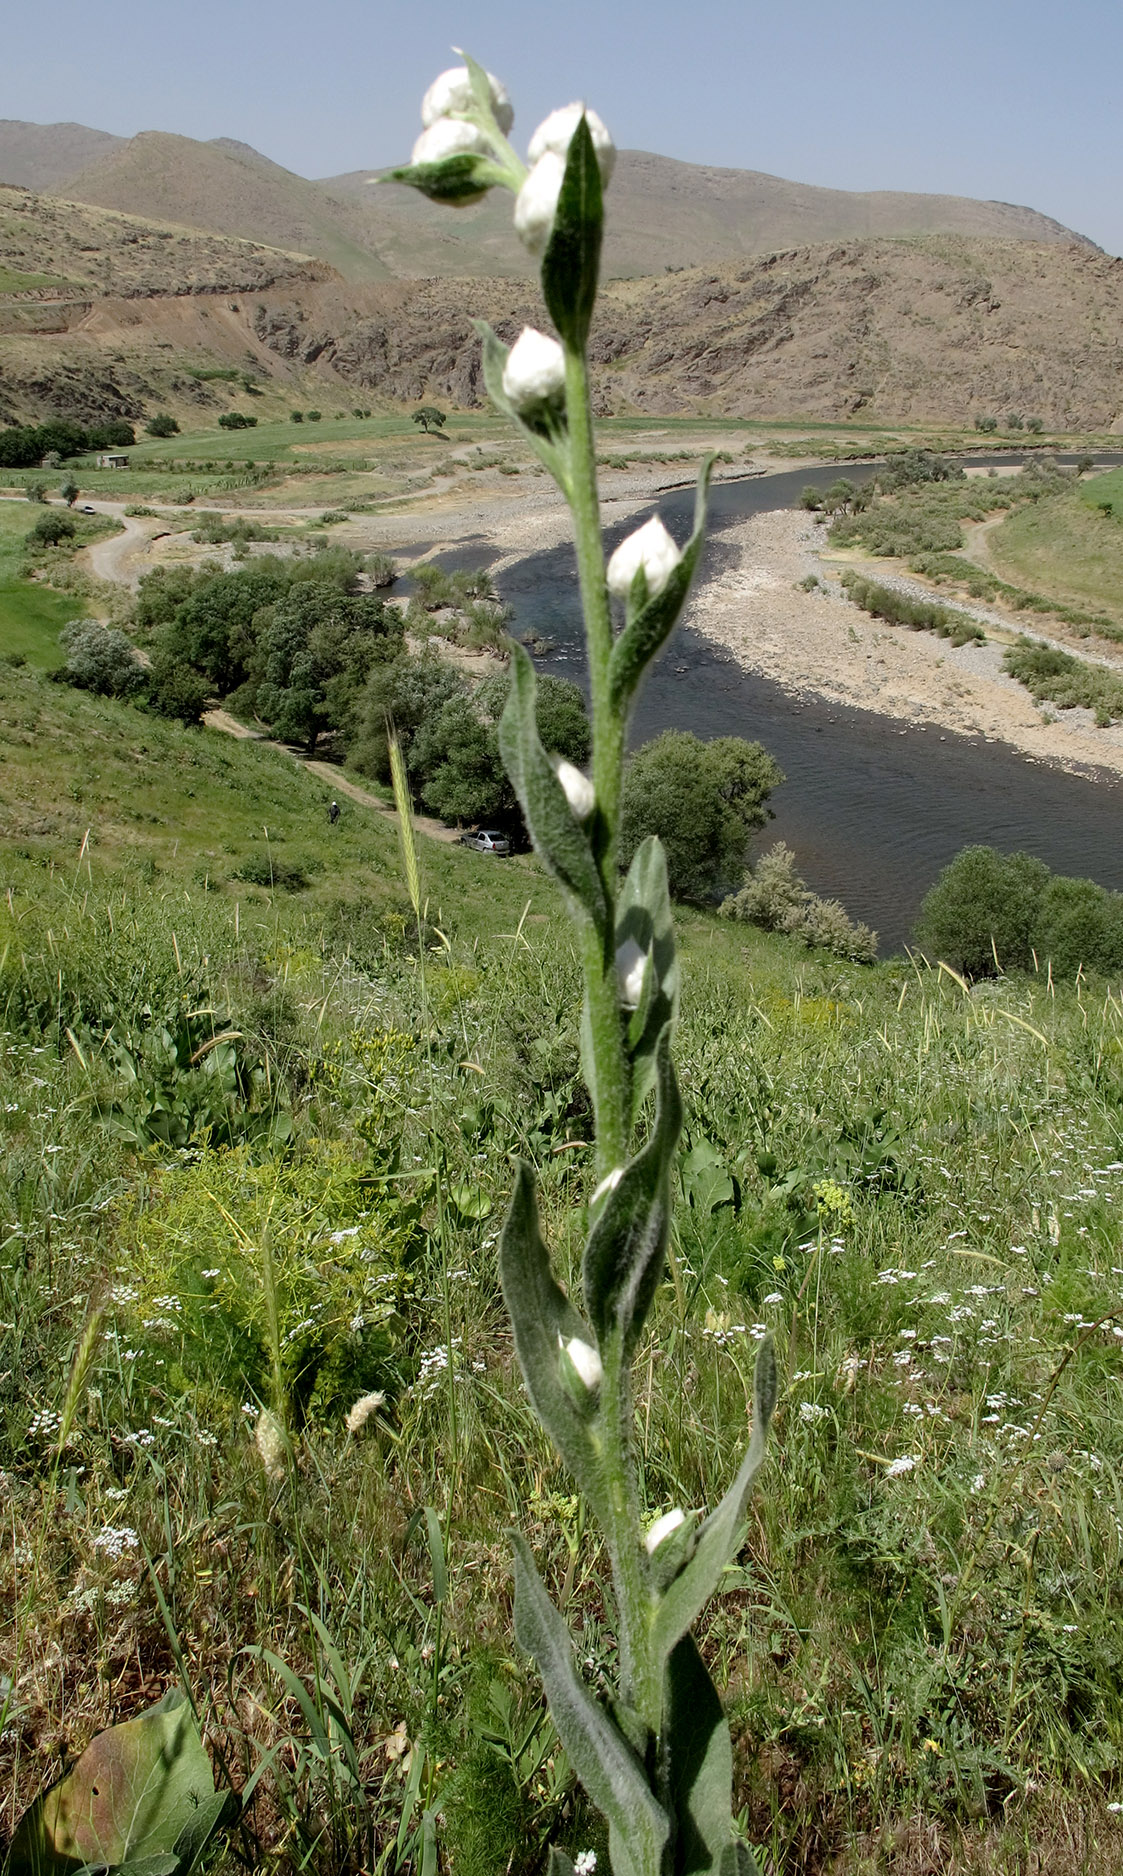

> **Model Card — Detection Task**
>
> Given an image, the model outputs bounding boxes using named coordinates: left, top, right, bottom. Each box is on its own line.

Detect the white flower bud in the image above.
left=514, top=152, right=566, bottom=253
left=560, top=1334, right=603, bottom=1391
left=502, top=326, right=566, bottom=412
left=421, top=65, right=514, bottom=134
left=255, top=1408, right=287, bottom=1482
left=645, top=1508, right=685, bottom=1554
left=411, top=118, right=489, bottom=166
left=528, top=104, right=616, bottom=186
left=591, top=1166, right=624, bottom=1205
left=615, top=937, right=647, bottom=1010
left=607, top=516, right=682, bottom=603
left=554, top=757, right=595, bottom=820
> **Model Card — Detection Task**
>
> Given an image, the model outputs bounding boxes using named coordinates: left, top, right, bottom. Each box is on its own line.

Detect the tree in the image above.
left=913, top=846, right=1049, bottom=977
left=60, top=620, right=146, bottom=698
left=146, top=413, right=180, bottom=438
left=619, top=730, right=783, bottom=903
left=218, top=411, right=257, bottom=431
left=252, top=584, right=401, bottom=750
left=25, top=482, right=46, bottom=503
left=974, top=415, right=998, bottom=434
left=351, top=652, right=468, bottom=781
left=412, top=406, right=448, bottom=435
left=306, top=410, right=322, bottom=423
left=147, top=652, right=211, bottom=725
left=27, top=512, right=76, bottom=547
left=59, top=480, right=80, bottom=507
left=290, top=410, right=304, bottom=423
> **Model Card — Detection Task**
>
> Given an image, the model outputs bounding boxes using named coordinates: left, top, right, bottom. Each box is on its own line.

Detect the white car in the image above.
left=460, top=829, right=510, bottom=855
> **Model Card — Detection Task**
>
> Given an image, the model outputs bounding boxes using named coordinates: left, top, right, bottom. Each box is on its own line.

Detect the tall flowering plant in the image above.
left=388, top=56, right=776, bottom=1876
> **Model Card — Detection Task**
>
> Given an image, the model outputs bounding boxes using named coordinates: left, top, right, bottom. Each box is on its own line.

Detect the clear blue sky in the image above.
left=6, top=0, right=1123, bottom=252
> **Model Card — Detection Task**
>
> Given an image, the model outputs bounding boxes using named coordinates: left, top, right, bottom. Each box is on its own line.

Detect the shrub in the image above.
left=145, top=413, right=180, bottom=437
left=1004, top=636, right=1123, bottom=725
left=290, top=410, right=304, bottom=422
left=840, top=570, right=983, bottom=646
left=60, top=620, right=146, bottom=698
left=620, top=731, right=783, bottom=903
left=217, top=411, right=258, bottom=431
left=232, top=852, right=311, bottom=892
left=914, top=846, right=1050, bottom=976
left=306, top=410, right=322, bottom=422
left=721, top=842, right=878, bottom=962
left=975, top=415, right=998, bottom=433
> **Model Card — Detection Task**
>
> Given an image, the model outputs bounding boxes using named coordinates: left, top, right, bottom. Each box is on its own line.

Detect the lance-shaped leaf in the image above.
left=499, top=1162, right=608, bottom=1516
left=512, top=1536, right=669, bottom=1876
left=540, top=117, right=603, bottom=352
left=608, top=457, right=715, bottom=717
left=381, top=153, right=509, bottom=206
left=548, top=1853, right=577, bottom=1876
left=5, top=1689, right=230, bottom=1876
left=499, top=646, right=608, bottom=938
left=583, top=1027, right=682, bottom=1356
left=649, top=1339, right=776, bottom=1668
left=662, top=1635, right=733, bottom=1876
left=616, top=837, right=678, bottom=1121
left=475, top=321, right=569, bottom=489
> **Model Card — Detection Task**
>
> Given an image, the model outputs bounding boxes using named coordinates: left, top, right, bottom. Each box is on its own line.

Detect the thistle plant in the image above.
left=388, top=58, right=777, bottom=1876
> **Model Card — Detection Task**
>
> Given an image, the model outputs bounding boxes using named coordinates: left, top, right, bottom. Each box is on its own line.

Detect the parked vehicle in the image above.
left=459, top=829, right=510, bottom=855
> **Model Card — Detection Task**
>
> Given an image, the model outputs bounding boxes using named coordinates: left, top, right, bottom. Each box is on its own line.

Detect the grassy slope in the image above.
left=986, top=476, right=1123, bottom=631
left=0, top=503, right=91, bottom=668
left=3, top=674, right=1123, bottom=1874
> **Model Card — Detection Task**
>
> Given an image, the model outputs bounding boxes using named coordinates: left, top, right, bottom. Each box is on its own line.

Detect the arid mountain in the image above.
left=0, top=119, right=125, bottom=192
left=32, top=120, right=1096, bottom=285
left=51, top=133, right=392, bottom=283
left=327, top=151, right=1099, bottom=279
left=245, top=237, right=1123, bottom=430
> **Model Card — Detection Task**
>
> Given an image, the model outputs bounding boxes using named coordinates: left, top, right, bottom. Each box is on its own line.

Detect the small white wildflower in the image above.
left=645, top=1507, right=686, bottom=1554
left=615, top=937, right=648, bottom=1010
left=421, top=64, right=514, bottom=133
left=971, top=1474, right=986, bottom=1493
left=554, top=758, right=596, bottom=820
left=574, top=1855, right=598, bottom=1876
left=591, top=1166, right=624, bottom=1204
left=93, top=1525, right=139, bottom=1559
left=1107, top=1801, right=1123, bottom=1813
left=502, top=326, right=566, bottom=412
left=885, top=1456, right=918, bottom=1478
left=561, top=1335, right=603, bottom=1391
left=411, top=118, right=490, bottom=167
left=346, top=1390, right=386, bottom=1435
left=798, top=1402, right=828, bottom=1424
left=528, top=103, right=615, bottom=185
left=255, top=1408, right=287, bottom=1483
left=514, top=152, right=566, bottom=253
left=606, top=516, right=682, bottom=603
left=762, top=1291, right=784, bottom=1306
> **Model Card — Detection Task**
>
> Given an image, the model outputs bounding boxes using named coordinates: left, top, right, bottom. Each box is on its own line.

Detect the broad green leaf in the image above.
left=547, top=1851, right=577, bottom=1876
left=512, top=1535, right=669, bottom=1876
left=540, top=117, right=603, bottom=351
left=680, top=1140, right=735, bottom=1218
left=616, top=838, right=678, bottom=1120
left=170, top=1791, right=239, bottom=1876
left=719, top=1840, right=764, bottom=1876
left=5, top=1690, right=219, bottom=1876
left=499, top=647, right=608, bottom=937
left=608, top=457, right=715, bottom=716
left=650, top=1341, right=777, bottom=1668
left=582, top=1028, right=682, bottom=1356
left=499, top=1163, right=608, bottom=1516
left=662, top=1636, right=732, bottom=1875
left=448, top=1181, right=493, bottom=1220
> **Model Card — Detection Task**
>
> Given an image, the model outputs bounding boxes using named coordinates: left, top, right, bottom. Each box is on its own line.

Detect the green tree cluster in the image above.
left=0, top=417, right=134, bottom=467
left=619, top=730, right=782, bottom=903
left=915, top=845, right=1123, bottom=978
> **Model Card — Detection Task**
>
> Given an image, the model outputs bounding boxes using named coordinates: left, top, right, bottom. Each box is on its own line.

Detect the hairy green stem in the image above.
left=564, top=340, right=630, bottom=1174
left=600, top=1332, right=660, bottom=1736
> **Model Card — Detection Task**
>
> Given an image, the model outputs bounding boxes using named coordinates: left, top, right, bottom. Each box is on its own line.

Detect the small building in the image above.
left=96, top=452, right=129, bottom=469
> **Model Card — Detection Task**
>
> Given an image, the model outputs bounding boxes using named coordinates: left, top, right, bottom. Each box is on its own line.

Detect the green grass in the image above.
left=0, top=266, right=75, bottom=294
left=4, top=665, right=1123, bottom=1873
left=0, top=502, right=91, bottom=669
left=988, top=479, right=1123, bottom=634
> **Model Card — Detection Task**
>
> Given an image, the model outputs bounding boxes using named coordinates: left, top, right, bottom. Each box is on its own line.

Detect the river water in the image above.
left=437, top=457, right=1123, bottom=951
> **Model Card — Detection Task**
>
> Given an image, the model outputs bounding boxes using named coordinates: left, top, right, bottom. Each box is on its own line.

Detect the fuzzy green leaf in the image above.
left=512, top=1535, right=669, bottom=1876
left=663, top=1635, right=733, bottom=1875
left=540, top=117, right=603, bottom=351
left=547, top=1853, right=577, bottom=1876
left=582, top=1027, right=682, bottom=1356
left=382, top=154, right=506, bottom=206
left=608, top=457, right=715, bottom=717
left=616, top=837, right=678, bottom=1121
left=499, top=1163, right=607, bottom=1514
left=720, top=1841, right=764, bottom=1876
left=649, top=1340, right=776, bottom=1667
left=499, top=646, right=607, bottom=937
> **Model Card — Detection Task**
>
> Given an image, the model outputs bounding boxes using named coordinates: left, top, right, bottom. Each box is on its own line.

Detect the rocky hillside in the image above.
left=0, top=119, right=124, bottom=192
left=246, top=235, right=1123, bottom=429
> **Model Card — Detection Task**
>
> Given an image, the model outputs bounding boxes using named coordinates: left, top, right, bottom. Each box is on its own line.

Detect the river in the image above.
left=437, top=457, right=1123, bottom=951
